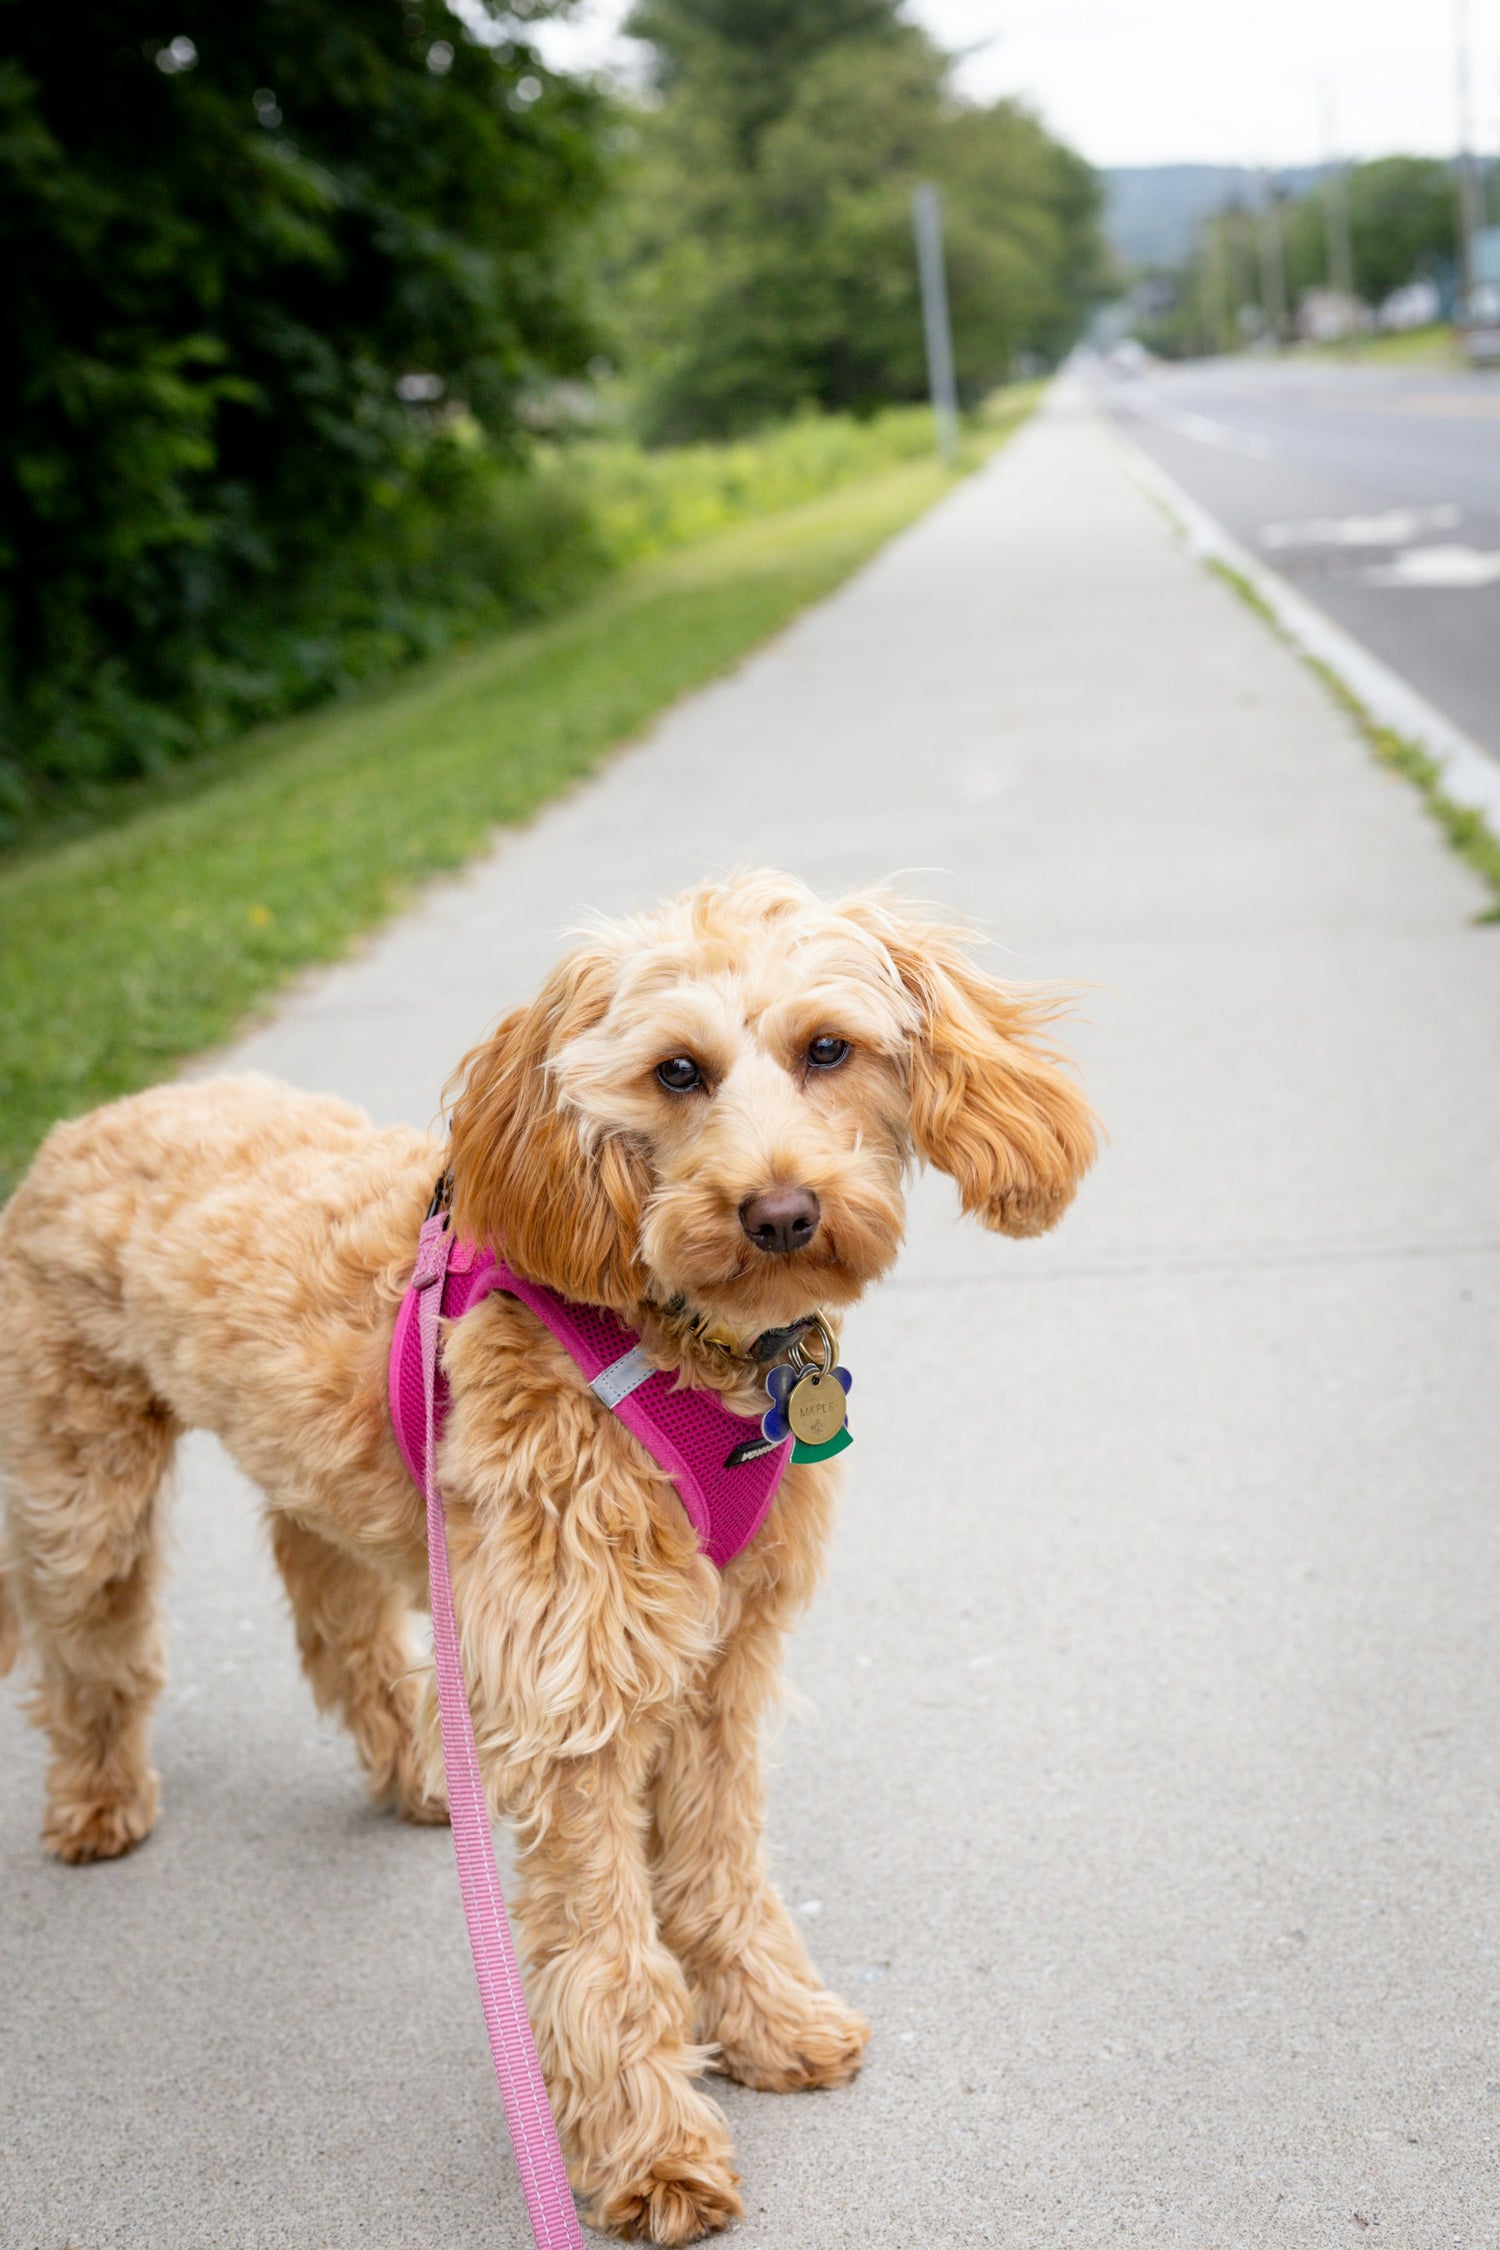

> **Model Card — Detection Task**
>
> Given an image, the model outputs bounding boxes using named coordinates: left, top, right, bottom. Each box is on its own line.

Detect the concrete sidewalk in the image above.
left=4, top=387, right=1499, bottom=2249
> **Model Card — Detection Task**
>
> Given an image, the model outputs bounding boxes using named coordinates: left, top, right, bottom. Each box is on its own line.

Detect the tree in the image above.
left=628, top=0, right=903, bottom=152
left=611, top=0, right=1102, bottom=439
left=1296, top=158, right=1459, bottom=305
left=0, top=0, right=606, bottom=810
left=1150, top=155, right=1467, bottom=358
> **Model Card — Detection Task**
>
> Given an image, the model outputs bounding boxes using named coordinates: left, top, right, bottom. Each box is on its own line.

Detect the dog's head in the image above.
left=446, top=872, right=1096, bottom=1332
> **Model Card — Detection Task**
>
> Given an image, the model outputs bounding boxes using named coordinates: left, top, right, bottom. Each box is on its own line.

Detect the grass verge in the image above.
left=0, top=399, right=1031, bottom=1196
left=6, top=397, right=1033, bottom=862
left=1306, top=324, right=1465, bottom=371
left=1207, top=559, right=1500, bottom=924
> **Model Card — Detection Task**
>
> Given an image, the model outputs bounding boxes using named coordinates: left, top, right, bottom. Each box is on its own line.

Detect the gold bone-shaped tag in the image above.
left=786, top=1370, right=848, bottom=1447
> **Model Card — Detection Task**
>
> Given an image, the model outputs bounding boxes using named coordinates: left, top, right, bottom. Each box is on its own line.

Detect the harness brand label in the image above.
left=724, top=1435, right=783, bottom=1469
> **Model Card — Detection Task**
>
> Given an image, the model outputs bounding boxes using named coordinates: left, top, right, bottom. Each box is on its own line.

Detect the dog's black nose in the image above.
left=740, top=1186, right=821, bottom=1255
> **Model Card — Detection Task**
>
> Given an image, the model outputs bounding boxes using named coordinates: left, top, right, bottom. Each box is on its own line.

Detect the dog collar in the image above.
left=391, top=1231, right=797, bottom=1571
left=689, top=1311, right=820, bottom=1365
left=424, top=1181, right=819, bottom=1377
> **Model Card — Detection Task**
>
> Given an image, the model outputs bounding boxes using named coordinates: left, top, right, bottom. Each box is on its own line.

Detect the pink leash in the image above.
left=411, top=1211, right=585, bottom=2250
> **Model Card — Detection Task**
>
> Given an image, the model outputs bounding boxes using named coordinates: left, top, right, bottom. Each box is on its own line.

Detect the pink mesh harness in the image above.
left=385, top=1215, right=791, bottom=2247
left=389, top=1231, right=791, bottom=1568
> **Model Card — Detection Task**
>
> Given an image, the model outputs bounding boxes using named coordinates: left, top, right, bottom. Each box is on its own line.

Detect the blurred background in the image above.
left=5, top=0, right=1493, bottom=820
left=3, top=0, right=1497, bottom=1189
left=1, top=0, right=1102, bottom=836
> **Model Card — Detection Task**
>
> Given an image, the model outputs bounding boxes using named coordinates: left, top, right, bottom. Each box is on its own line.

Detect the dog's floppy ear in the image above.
left=445, top=948, right=651, bottom=1308
left=850, top=897, right=1097, bottom=1238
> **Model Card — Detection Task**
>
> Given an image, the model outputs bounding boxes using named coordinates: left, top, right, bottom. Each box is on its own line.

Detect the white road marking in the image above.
left=1157, top=404, right=1274, bottom=459
left=1309, top=388, right=1500, bottom=419
left=1108, top=429, right=1500, bottom=831
left=1260, top=505, right=1462, bottom=550
left=1359, top=544, right=1500, bottom=588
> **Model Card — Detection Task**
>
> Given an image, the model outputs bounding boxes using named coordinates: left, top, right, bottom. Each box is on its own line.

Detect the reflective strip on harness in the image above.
left=590, top=1344, right=656, bottom=1410
left=389, top=1234, right=793, bottom=1571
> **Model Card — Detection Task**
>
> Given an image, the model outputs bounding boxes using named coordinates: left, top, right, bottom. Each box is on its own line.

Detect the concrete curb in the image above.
left=1105, top=421, right=1500, bottom=833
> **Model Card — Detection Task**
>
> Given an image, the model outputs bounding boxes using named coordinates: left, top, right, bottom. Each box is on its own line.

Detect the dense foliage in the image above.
left=0, top=0, right=605, bottom=817
left=1145, top=156, right=1464, bottom=354
left=0, top=0, right=1096, bottom=829
left=612, top=0, right=1102, bottom=439
left=1280, top=158, right=1461, bottom=306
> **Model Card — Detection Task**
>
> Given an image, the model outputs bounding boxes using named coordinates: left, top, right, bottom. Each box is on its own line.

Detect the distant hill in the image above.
left=1104, top=164, right=1328, bottom=270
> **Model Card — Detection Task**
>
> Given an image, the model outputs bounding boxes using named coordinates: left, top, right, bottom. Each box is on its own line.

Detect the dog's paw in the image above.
left=395, top=1774, right=450, bottom=1826
left=42, top=1774, right=159, bottom=1865
left=587, top=2153, right=742, bottom=2243
left=713, top=1985, right=870, bottom=2093
left=369, top=1726, right=448, bottom=1825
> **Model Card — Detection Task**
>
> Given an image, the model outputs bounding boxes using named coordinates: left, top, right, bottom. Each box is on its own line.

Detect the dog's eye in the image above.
left=806, top=1036, right=850, bottom=1071
left=656, top=1056, right=704, bottom=1093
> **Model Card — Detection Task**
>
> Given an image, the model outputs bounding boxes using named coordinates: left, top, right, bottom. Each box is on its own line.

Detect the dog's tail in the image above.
left=0, top=1563, right=18, bottom=1678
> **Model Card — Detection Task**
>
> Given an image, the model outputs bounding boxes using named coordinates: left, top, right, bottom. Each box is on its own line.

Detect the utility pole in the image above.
left=911, top=182, right=959, bottom=462
left=1256, top=172, right=1289, bottom=344
left=1224, top=208, right=1248, bottom=344
left=1211, top=214, right=1234, bottom=354
left=1454, top=0, right=1482, bottom=311
left=1321, top=82, right=1355, bottom=302
left=1194, top=254, right=1213, bottom=358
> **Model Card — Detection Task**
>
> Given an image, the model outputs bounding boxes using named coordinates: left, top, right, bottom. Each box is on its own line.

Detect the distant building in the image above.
left=1377, top=279, right=1442, bottom=331
left=1296, top=289, right=1370, bottom=343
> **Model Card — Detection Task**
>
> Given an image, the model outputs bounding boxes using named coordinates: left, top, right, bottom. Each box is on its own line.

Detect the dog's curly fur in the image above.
left=0, top=871, right=1094, bottom=2242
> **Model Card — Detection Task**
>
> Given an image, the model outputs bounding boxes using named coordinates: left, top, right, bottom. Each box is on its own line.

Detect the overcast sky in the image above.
left=528, top=0, right=1498, bottom=170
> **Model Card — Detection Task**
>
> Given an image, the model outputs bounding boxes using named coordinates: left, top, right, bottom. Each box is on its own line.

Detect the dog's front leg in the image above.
left=512, top=1737, right=743, bottom=2243
left=649, top=1596, right=870, bottom=2095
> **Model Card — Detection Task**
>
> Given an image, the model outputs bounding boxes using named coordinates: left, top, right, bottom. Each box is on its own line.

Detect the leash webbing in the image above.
left=414, top=1212, right=585, bottom=2250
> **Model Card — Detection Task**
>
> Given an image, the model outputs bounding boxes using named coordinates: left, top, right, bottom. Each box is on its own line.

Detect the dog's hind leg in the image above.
left=269, top=1514, right=446, bottom=1824
left=3, top=1365, right=178, bottom=1865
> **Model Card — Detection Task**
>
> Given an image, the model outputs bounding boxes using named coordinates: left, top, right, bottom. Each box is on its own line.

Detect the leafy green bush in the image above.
left=573, top=404, right=942, bottom=562
left=4, top=432, right=613, bottom=827
left=0, top=0, right=1070, bottom=841
left=0, top=1, right=606, bottom=826
left=3, top=388, right=1033, bottom=850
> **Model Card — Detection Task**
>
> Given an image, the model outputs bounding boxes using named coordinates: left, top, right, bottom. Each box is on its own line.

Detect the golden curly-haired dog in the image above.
left=0, top=870, right=1094, bottom=2242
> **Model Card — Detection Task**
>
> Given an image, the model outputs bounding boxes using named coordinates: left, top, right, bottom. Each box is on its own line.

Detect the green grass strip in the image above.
left=1308, top=659, right=1500, bottom=922
left=0, top=412, right=1026, bottom=1196
left=1207, top=559, right=1500, bottom=926
left=1304, top=323, right=1464, bottom=371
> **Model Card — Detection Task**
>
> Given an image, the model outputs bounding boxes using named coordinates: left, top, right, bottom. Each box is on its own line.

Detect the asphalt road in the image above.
left=1094, top=354, right=1500, bottom=763
left=4, top=388, right=1499, bottom=2248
